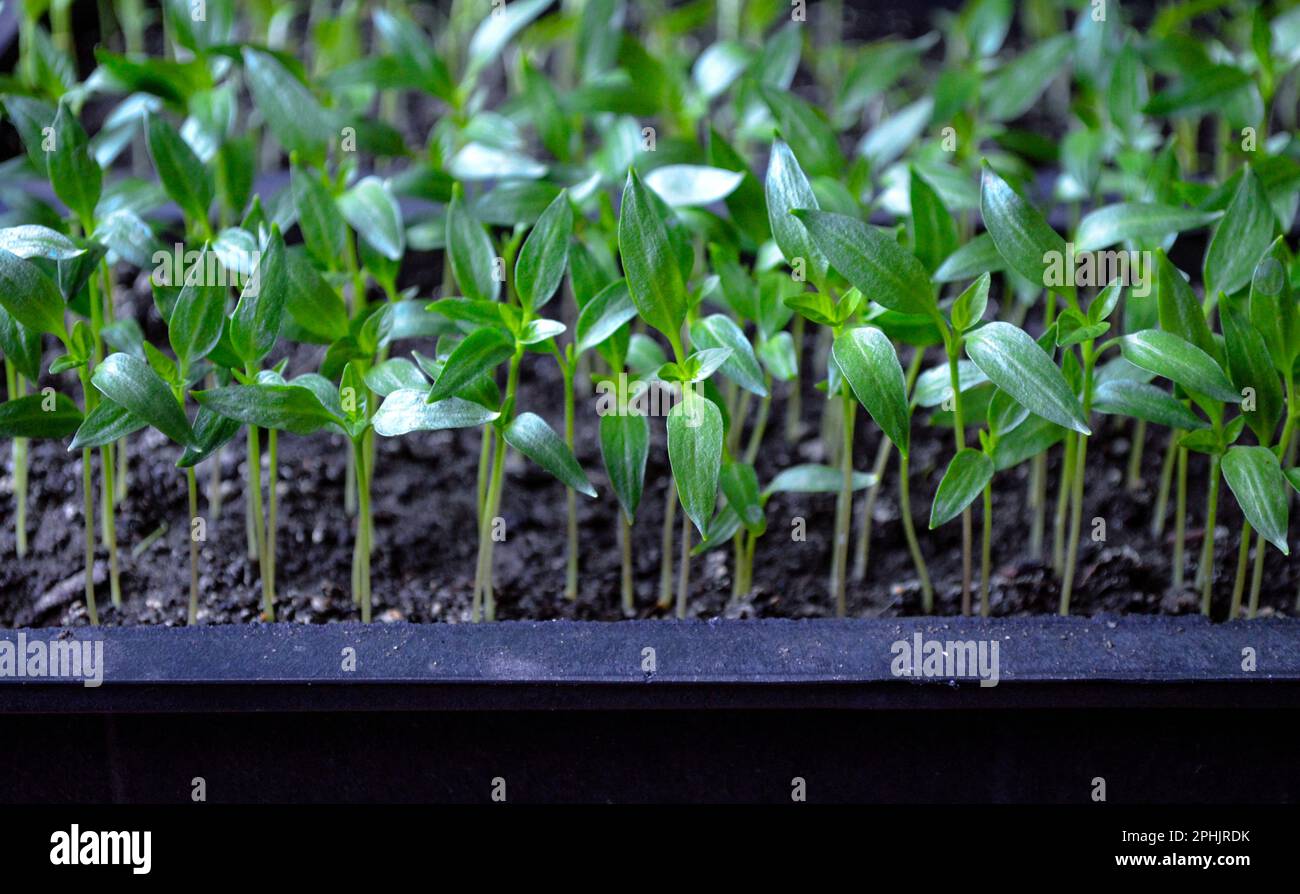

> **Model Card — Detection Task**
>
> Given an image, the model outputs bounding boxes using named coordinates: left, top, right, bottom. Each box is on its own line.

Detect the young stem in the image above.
left=476, top=425, right=493, bottom=525
left=784, top=315, right=804, bottom=443
left=267, top=428, right=279, bottom=603
left=247, top=424, right=272, bottom=621
left=1126, top=419, right=1147, bottom=491
left=1059, top=345, right=1094, bottom=616
left=1152, top=432, right=1179, bottom=538
left=1230, top=522, right=1253, bottom=620
left=1028, top=453, right=1046, bottom=559
left=1198, top=455, right=1222, bottom=616
left=675, top=511, right=692, bottom=619
left=898, top=451, right=934, bottom=612
left=1248, top=527, right=1267, bottom=619
left=657, top=479, right=677, bottom=609
left=353, top=439, right=373, bottom=622
left=1173, top=447, right=1189, bottom=590
left=980, top=484, right=993, bottom=617
left=945, top=334, right=972, bottom=614
left=5, top=362, right=28, bottom=557
left=562, top=361, right=579, bottom=600
left=619, top=512, right=634, bottom=616
left=81, top=447, right=98, bottom=626
left=741, top=387, right=771, bottom=466
left=852, top=437, right=893, bottom=583
left=205, top=374, right=223, bottom=522
left=1053, top=431, right=1077, bottom=575
left=830, top=384, right=857, bottom=616
left=474, top=352, right=523, bottom=621
left=187, top=467, right=200, bottom=624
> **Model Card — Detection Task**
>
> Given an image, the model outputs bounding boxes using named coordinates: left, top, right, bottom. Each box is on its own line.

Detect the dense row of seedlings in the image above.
left=1, top=0, right=1299, bottom=624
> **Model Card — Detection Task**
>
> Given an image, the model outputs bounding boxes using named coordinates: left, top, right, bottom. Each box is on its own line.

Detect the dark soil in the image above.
left=3, top=264, right=1297, bottom=627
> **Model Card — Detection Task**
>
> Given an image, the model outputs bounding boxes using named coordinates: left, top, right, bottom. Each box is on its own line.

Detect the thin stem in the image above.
left=473, top=427, right=508, bottom=622
left=1230, top=522, right=1252, bottom=620
left=1248, top=526, right=1267, bottom=619
left=247, top=424, right=273, bottom=621
left=6, top=362, right=27, bottom=557
left=563, top=362, right=578, bottom=600
left=657, top=479, right=677, bottom=609
left=1028, top=453, right=1046, bottom=559
left=898, top=451, right=934, bottom=612
left=620, top=512, right=634, bottom=616
left=675, top=511, right=692, bottom=619
left=206, top=379, right=222, bottom=522
left=1173, top=447, right=1188, bottom=590
left=1059, top=345, right=1095, bottom=616
left=475, top=425, right=493, bottom=525
left=741, top=388, right=771, bottom=466
left=946, top=336, right=972, bottom=614
left=267, top=428, right=279, bottom=602
left=1126, top=419, right=1147, bottom=491
left=187, top=467, right=200, bottom=625
left=830, top=385, right=857, bottom=616
left=354, top=439, right=373, bottom=622
left=980, top=483, right=993, bottom=617
left=1199, top=455, right=1222, bottom=616
left=81, top=448, right=98, bottom=626
left=784, top=315, right=804, bottom=443
left=852, top=437, right=893, bottom=583
left=1151, top=431, right=1179, bottom=537
left=1053, top=431, right=1077, bottom=575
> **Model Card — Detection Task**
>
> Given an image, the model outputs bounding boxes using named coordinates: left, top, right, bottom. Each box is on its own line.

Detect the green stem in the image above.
left=1053, top=431, right=1077, bottom=575
left=268, top=428, right=279, bottom=603
left=1028, top=453, right=1046, bottom=559
left=1248, top=526, right=1267, bottom=619
left=1230, top=522, right=1252, bottom=620
left=784, top=315, right=804, bottom=443
left=946, top=335, right=972, bottom=614
left=81, top=447, right=98, bottom=625
left=830, top=384, right=857, bottom=616
left=852, top=437, right=892, bottom=583
left=675, top=511, right=692, bottom=619
left=476, top=425, right=493, bottom=525
left=563, top=361, right=578, bottom=600
left=898, top=451, right=934, bottom=613
left=474, top=352, right=523, bottom=621
left=247, top=423, right=273, bottom=621
left=1059, top=346, right=1094, bottom=616
left=1126, top=419, right=1147, bottom=491
left=657, top=479, right=677, bottom=609
left=6, top=362, right=27, bottom=557
left=619, top=512, right=634, bottom=616
left=354, top=439, right=373, bottom=622
left=980, top=483, right=993, bottom=617
left=1152, top=432, right=1179, bottom=538
left=741, top=386, right=771, bottom=466
left=187, top=467, right=200, bottom=624
left=1199, top=455, right=1222, bottom=616
left=1173, top=446, right=1188, bottom=590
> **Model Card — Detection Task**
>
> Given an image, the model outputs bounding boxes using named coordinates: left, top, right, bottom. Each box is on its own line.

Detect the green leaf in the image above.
left=48, top=102, right=102, bottom=226
left=92, top=353, right=193, bottom=445
left=242, top=48, right=333, bottom=159
left=364, top=358, right=428, bottom=397
left=618, top=169, right=688, bottom=344
left=991, top=415, right=1066, bottom=471
left=228, top=228, right=288, bottom=366
left=145, top=112, right=212, bottom=227
left=193, top=382, right=341, bottom=435
left=667, top=391, right=724, bottom=537
left=70, top=399, right=148, bottom=451
left=514, top=190, right=572, bottom=311
left=1221, top=295, right=1282, bottom=444
left=0, top=225, right=86, bottom=261
left=833, top=326, right=911, bottom=456
left=372, top=391, right=499, bottom=436
left=980, top=163, right=1068, bottom=294
left=1222, top=446, right=1290, bottom=554
left=1155, top=250, right=1215, bottom=355
left=168, top=247, right=226, bottom=376
left=1204, top=165, right=1275, bottom=298
left=575, top=280, right=636, bottom=355
left=1120, top=330, right=1241, bottom=405
left=644, top=165, right=744, bottom=207
left=763, top=463, right=876, bottom=495
left=930, top=449, right=994, bottom=528
left=759, top=85, right=842, bottom=178
left=599, top=412, right=650, bottom=521
left=0, top=393, right=81, bottom=439
left=281, top=247, right=350, bottom=344
left=338, top=176, right=405, bottom=262
left=964, top=322, right=1090, bottom=434
left=934, top=233, right=1005, bottom=283
left=910, top=167, right=958, bottom=274
left=794, top=210, right=936, bottom=318
left=0, top=310, right=42, bottom=382
left=1143, top=64, right=1252, bottom=117
left=1249, top=237, right=1297, bottom=375
left=446, top=185, right=500, bottom=304
left=764, top=139, right=827, bottom=286
left=504, top=411, right=596, bottom=498
left=427, top=327, right=515, bottom=402
left=465, top=0, right=553, bottom=82
left=1074, top=203, right=1219, bottom=252
left=982, top=34, right=1073, bottom=122
left=0, top=249, right=69, bottom=340
left=291, top=163, right=347, bottom=270
left=689, top=314, right=767, bottom=396
left=1092, top=380, right=1208, bottom=430
left=950, top=272, right=990, bottom=332
left=720, top=462, right=766, bottom=535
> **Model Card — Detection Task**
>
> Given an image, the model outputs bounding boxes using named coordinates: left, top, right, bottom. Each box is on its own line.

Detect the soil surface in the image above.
left=3, top=263, right=1297, bottom=627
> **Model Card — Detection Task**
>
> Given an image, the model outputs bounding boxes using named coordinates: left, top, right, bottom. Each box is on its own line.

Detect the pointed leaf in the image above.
left=1222, top=446, right=1290, bottom=554
left=930, top=449, right=994, bottom=528
left=964, top=322, right=1090, bottom=434
left=599, top=412, right=650, bottom=521
left=833, top=326, right=911, bottom=456
left=504, top=411, right=596, bottom=497
left=92, top=353, right=193, bottom=445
